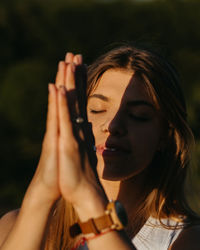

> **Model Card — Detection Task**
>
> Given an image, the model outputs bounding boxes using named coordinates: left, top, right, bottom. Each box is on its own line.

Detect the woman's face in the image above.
left=87, top=68, right=163, bottom=181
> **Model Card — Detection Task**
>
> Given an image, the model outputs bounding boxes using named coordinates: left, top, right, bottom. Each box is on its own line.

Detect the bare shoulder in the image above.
left=170, top=224, right=200, bottom=250
left=0, top=209, right=19, bottom=246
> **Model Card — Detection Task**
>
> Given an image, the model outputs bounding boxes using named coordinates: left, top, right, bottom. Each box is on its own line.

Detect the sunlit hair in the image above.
left=45, top=45, right=199, bottom=249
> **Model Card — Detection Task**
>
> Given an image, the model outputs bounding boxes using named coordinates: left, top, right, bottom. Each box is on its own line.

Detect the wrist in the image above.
left=70, top=200, right=128, bottom=239
left=71, top=183, right=108, bottom=222
left=22, top=183, right=57, bottom=211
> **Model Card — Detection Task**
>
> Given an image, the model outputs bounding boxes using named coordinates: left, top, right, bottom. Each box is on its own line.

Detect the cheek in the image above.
left=87, top=113, right=107, bottom=140
left=88, top=119, right=98, bottom=138
left=129, top=123, right=161, bottom=160
left=87, top=117, right=102, bottom=146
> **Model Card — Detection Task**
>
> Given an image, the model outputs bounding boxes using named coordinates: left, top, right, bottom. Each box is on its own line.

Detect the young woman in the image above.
left=0, top=45, right=200, bottom=250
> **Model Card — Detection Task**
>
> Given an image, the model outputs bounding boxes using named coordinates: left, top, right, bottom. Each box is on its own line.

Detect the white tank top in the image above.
left=79, top=217, right=183, bottom=250
left=132, top=217, right=183, bottom=250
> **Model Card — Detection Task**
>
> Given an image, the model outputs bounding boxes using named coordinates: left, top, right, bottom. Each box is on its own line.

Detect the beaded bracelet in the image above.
left=71, top=228, right=115, bottom=250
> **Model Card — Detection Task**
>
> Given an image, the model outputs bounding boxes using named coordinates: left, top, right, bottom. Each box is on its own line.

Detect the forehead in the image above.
left=90, top=68, right=153, bottom=104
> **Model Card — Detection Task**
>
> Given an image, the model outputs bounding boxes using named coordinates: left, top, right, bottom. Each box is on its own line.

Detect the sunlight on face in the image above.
left=87, top=68, right=163, bottom=181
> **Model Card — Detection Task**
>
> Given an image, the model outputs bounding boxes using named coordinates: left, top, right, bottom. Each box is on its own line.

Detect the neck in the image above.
left=100, top=171, right=150, bottom=237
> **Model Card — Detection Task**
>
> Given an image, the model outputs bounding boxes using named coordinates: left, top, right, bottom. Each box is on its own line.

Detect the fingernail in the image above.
left=65, top=52, right=73, bottom=63
left=59, top=85, right=66, bottom=95
left=73, top=56, right=79, bottom=65
left=48, top=83, right=53, bottom=93
left=65, top=52, right=69, bottom=62
left=58, top=61, right=63, bottom=70
left=77, top=54, right=82, bottom=64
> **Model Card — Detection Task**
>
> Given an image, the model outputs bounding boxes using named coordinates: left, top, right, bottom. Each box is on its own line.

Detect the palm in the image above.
left=27, top=83, right=61, bottom=204
left=29, top=53, right=99, bottom=206
left=55, top=54, right=99, bottom=203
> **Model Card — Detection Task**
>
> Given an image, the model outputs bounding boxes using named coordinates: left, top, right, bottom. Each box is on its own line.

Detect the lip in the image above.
left=95, top=143, right=130, bottom=157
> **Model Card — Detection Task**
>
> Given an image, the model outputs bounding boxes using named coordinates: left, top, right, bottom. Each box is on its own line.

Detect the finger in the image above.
left=75, top=64, right=87, bottom=117
left=55, top=61, right=66, bottom=88
left=45, top=84, right=58, bottom=139
left=73, top=54, right=83, bottom=65
left=65, top=63, right=76, bottom=91
left=65, top=52, right=74, bottom=63
left=58, top=86, right=75, bottom=143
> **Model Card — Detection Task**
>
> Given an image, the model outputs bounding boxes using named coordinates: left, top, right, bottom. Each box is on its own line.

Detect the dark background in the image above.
left=0, top=0, right=200, bottom=217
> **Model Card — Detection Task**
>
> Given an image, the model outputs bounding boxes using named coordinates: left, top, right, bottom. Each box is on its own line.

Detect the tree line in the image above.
left=0, top=0, right=200, bottom=216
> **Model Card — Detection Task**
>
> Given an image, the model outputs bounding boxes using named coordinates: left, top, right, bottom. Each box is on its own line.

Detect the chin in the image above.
left=97, top=161, right=149, bottom=182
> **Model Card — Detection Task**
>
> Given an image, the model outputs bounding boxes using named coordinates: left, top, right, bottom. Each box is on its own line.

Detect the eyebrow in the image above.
left=127, top=100, right=154, bottom=109
left=88, top=94, right=110, bottom=102
left=88, top=94, right=154, bottom=109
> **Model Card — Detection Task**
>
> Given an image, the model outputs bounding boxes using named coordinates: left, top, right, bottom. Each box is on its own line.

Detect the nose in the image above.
left=100, top=112, right=127, bottom=136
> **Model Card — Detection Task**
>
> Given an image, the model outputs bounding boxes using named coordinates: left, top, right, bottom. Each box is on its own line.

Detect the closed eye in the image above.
left=129, top=114, right=151, bottom=122
left=89, top=109, right=106, bottom=114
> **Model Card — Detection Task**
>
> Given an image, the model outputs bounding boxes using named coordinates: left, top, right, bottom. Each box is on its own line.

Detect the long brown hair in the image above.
left=45, top=44, right=199, bottom=249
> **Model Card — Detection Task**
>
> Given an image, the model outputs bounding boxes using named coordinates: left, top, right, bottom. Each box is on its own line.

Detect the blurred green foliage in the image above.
left=0, top=0, right=200, bottom=216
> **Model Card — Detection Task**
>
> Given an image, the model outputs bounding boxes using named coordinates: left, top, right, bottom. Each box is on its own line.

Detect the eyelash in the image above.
left=89, top=109, right=106, bottom=114
left=129, top=114, right=150, bottom=122
left=89, top=109, right=150, bottom=122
